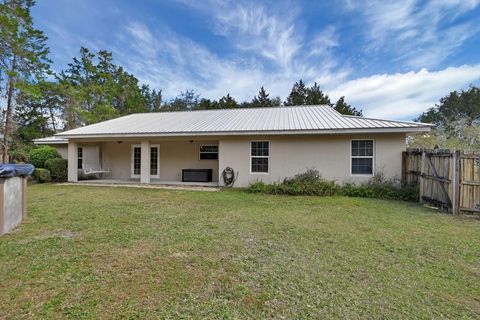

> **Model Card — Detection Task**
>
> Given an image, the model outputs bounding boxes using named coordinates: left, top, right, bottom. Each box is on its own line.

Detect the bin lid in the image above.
left=0, top=164, right=35, bottom=178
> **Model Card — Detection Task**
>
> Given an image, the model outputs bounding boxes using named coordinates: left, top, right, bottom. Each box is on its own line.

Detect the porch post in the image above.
left=67, top=141, right=78, bottom=182
left=140, top=141, right=151, bottom=184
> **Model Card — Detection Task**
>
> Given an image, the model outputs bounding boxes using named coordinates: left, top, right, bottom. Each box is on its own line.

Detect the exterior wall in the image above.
left=100, top=140, right=219, bottom=182
left=218, top=134, right=406, bottom=187
left=54, top=145, right=68, bottom=158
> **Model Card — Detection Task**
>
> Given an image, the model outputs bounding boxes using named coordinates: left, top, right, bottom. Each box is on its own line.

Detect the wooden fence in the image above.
left=402, top=148, right=480, bottom=214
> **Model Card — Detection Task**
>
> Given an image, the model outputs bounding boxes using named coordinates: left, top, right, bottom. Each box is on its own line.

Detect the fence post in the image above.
left=451, top=150, right=461, bottom=214
left=401, top=151, right=407, bottom=186
left=419, top=150, right=426, bottom=203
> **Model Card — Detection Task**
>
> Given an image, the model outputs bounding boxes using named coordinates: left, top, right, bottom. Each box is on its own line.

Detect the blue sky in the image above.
left=32, top=0, right=480, bottom=120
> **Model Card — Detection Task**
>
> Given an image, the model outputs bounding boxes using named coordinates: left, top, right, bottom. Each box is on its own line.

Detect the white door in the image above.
left=131, top=144, right=160, bottom=179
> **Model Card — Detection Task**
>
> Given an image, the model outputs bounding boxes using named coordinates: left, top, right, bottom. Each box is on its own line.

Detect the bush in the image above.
left=45, top=158, right=68, bottom=182
left=248, top=169, right=339, bottom=196
left=341, top=173, right=418, bottom=202
left=247, top=170, right=418, bottom=202
left=29, top=146, right=61, bottom=168
left=33, top=168, right=51, bottom=183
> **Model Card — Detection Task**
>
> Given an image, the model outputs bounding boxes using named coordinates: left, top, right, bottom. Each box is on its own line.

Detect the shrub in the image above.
left=33, top=168, right=51, bottom=183
left=45, top=158, right=68, bottom=182
left=29, top=146, right=61, bottom=168
left=247, top=170, right=418, bottom=202
left=248, top=169, right=339, bottom=196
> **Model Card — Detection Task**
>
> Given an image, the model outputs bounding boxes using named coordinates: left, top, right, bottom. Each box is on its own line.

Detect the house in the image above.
left=34, top=105, right=431, bottom=187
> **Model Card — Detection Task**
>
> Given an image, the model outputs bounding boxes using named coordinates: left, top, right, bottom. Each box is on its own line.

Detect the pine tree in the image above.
left=0, top=0, right=51, bottom=162
left=285, top=80, right=308, bottom=106
left=251, top=86, right=278, bottom=108
left=334, top=96, right=363, bottom=116
left=306, top=82, right=331, bottom=105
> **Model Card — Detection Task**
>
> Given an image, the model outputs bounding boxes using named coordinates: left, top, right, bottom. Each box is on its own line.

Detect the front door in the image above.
left=131, top=145, right=160, bottom=179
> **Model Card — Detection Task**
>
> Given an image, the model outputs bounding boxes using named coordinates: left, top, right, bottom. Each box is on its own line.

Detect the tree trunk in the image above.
left=49, top=106, right=57, bottom=132
left=2, top=55, right=16, bottom=163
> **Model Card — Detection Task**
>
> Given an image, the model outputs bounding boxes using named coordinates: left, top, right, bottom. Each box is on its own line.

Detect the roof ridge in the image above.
left=341, top=114, right=434, bottom=126
left=127, top=104, right=332, bottom=115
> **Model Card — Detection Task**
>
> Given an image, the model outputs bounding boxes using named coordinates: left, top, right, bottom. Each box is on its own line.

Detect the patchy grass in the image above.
left=1, top=184, right=479, bottom=319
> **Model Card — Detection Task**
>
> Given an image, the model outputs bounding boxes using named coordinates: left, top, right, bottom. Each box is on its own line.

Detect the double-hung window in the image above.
left=199, top=145, right=218, bottom=160
left=351, top=140, right=374, bottom=175
left=251, top=141, right=269, bottom=173
left=77, top=147, right=83, bottom=169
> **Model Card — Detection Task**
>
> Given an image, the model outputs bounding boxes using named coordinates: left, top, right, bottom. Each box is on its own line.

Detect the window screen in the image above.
left=199, top=145, right=218, bottom=160
left=77, top=147, right=83, bottom=169
left=251, top=141, right=269, bottom=173
left=351, top=140, right=373, bottom=175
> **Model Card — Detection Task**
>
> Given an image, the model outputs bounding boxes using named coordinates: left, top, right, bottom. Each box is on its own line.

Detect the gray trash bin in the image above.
left=0, top=164, right=34, bottom=235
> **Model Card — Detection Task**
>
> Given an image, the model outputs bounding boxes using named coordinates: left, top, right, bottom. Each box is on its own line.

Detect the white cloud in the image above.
left=328, top=64, right=480, bottom=120
left=346, top=0, right=480, bottom=68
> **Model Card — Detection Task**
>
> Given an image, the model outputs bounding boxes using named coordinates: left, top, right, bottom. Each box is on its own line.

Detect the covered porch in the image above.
left=67, top=138, right=220, bottom=186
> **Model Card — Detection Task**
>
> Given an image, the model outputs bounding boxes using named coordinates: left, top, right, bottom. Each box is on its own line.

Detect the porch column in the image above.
left=140, top=141, right=151, bottom=184
left=67, top=141, right=78, bottom=182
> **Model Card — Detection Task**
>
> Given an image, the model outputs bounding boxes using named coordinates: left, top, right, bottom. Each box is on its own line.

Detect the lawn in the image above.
left=1, top=185, right=479, bottom=319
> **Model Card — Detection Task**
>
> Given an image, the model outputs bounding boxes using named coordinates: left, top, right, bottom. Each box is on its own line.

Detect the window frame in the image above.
left=77, top=147, right=83, bottom=169
left=198, top=144, right=219, bottom=160
left=250, top=140, right=270, bottom=174
left=350, top=139, right=375, bottom=176
left=131, top=144, right=160, bottom=179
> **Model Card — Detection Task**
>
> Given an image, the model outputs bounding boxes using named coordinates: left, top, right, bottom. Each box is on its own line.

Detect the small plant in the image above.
left=45, top=158, right=68, bottom=182
left=33, top=168, right=51, bottom=183
left=29, top=146, right=61, bottom=168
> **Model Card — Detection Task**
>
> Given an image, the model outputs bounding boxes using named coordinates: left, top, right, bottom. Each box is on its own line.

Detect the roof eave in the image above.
left=55, top=126, right=431, bottom=139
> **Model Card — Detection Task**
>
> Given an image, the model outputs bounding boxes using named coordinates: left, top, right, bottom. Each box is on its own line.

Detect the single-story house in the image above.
left=34, top=105, right=431, bottom=187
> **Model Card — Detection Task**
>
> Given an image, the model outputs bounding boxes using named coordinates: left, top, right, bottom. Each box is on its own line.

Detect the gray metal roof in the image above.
left=56, top=105, right=431, bottom=138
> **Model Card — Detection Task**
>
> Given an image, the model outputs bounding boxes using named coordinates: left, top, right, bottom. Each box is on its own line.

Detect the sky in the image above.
left=31, top=0, right=480, bottom=120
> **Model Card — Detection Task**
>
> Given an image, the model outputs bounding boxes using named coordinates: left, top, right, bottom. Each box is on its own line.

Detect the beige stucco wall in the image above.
left=218, top=133, right=407, bottom=187
left=54, top=145, right=68, bottom=159
left=99, top=140, right=219, bottom=181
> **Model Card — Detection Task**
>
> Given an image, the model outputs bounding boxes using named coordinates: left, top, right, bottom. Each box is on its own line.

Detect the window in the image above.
left=199, top=145, right=218, bottom=160
left=351, top=140, right=374, bottom=175
left=132, top=146, right=141, bottom=175
left=150, top=146, right=159, bottom=176
left=77, top=147, right=83, bottom=169
left=251, top=141, right=269, bottom=173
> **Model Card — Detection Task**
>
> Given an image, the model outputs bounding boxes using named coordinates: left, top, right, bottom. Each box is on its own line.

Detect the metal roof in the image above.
left=56, top=105, right=432, bottom=138
left=33, top=136, right=68, bottom=144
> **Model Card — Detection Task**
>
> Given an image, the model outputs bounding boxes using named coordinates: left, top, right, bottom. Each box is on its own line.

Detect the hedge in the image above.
left=33, top=168, right=51, bottom=183
left=45, top=158, right=68, bottom=182
left=29, top=146, right=61, bottom=168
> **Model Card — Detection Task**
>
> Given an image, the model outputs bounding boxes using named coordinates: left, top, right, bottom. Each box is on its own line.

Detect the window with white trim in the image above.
left=351, top=140, right=374, bottom=175
left=150, top=146, right=159, bottom=175
left=77, top=147, right=83, bottom=169
left=199, top=145, right=218, bottom=160
left=251, top=141, right=269, bottom=173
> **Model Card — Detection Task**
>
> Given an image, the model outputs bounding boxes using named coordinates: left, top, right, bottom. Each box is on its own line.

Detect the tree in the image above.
left=218, top=94, right=238, bottom=109
left=334, top=96, right=363, bottom=116
left=58, top=47, right=150, bottom=128
left=163, top=90, right=199, bottom=111
left=251, top=86, right=278, bottom=108
left=0, top=0, right=51, bottom=162
left=285, top=80, right=308, bottom=106
left=305, top=82, right=331, bottom=105
left=416, top=86, right=480, bottom=132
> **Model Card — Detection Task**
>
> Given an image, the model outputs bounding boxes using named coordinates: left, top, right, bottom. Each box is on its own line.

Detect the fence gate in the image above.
left=402, top=148, right=480, bottom=214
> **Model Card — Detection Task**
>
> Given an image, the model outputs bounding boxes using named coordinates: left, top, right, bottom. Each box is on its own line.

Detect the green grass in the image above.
left=1, top=184, right=479, bottom=319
